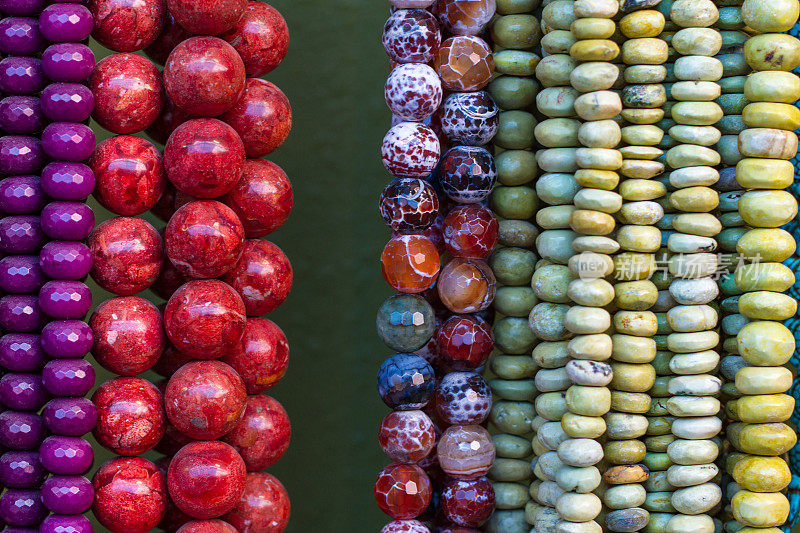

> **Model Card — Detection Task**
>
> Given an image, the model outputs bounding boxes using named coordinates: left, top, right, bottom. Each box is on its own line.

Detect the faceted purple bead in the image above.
left=40, top=162, right=95, bottom=201
left=41, top=43, right=95, bottom=82
left=0, top=256, right=45, bottom=294
left=0, top=0, right=46, bottom=16
left=40, top=83, right=94, bottom=122
left=39, top=514, right=93, bottom=533
left=0, top=451, right=45, bottom=488
left=41, top=122, right=95, bottom=161
left=0, top=18, right=45, bottom=56
left=39, top=4, right=93, bottom=42
left=41, top=320, right=93, bottom=359
left=0, top=489, right=45, bottom=526
left=0, top=136, right=44, bottom=175
left=40, top=202, right=95, bottom=240
left=41, top=475, right=93, bottom=514
left=0, top=57, right=45, bottom=95
left=39, top=241, right=92, bottom=280
left=0, top=374, right=49, bottom=411
left=0, top=411, right=44, bottom=450
left=0, top=334, right=45, bottom=372
left=0, top=97, right=44, bottom=135
left=42, top=359, right=94, bottom=398
left=0, top=176, right=45, bottom=215
left=0, top=296, right=44, bottom=333
left=2, top=528, right=39, bottom=533
left=38, top=280, right=92, bottom=319
left=0, top=216, right=45, bottom=254
left=42, top=398, right=97, bottom=436
left=38, top=436, right=93, bottom=476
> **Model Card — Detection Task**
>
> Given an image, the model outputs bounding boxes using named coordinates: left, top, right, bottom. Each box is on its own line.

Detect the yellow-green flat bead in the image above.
left=494, top=286, right=538, bottom=317
left=491, top=14, right=541, bottom=49
left=729, top=422, right=797, bottom=455
left=732, top=491, right=790, bottom=528
left=735, top=158, right=794, bottom=190
left=744, top=33, right=800, bottom=71
left=734, top=262, right=795, bottom=292
left=735, top=366, right=793, bottom=395
left=489, top=247, right=537, bottom=286
left=495, top=317, right=537, bottom=354
left=497, top=150, right=538, bottom=186
left=496, top=111, right=537, bottom=149
left=732, top=455, right=791, bottom=492
left=490, top=459, right=534, bottom=483
left=490, top=76, right=539, bottom=110
left=494, top=50, right=541, bottom=76
left=744, top=71, right=800, bottom=103
left=491, top=401, right=536, bottom=436
left=496, top=0, right=538, bottom=13
left=743, top=102, right=800, bottom=131
left=738, top=291, right=797, bottom=321
left=732, top=394, right=795, bottom=424
left=738, top=190, right=798, bottom=228
left=494, top=434, right=532, bottom=459
left=492, top=185, right=538, bottom=220
left=741, top=0, right=799, bottom=32
left=498, top=219, right=539, bottom=248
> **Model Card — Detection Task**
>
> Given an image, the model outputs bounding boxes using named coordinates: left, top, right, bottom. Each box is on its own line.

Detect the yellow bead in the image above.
left=738, top=128, right=798, bottom=159
left=737, top=321, right=795, bottom=366
left=735, top=367, right=793, bottom=395
left=734, top=262, right=795, bottom=292
left=738, top=291, right=797, bottom=321
left=737, top=228, right=796, bottom=262
left=735, top=158, right=795, bottom=190
left=732, top=456, right=791, bottom=492
left=731, top=422, right=797, bottom=455
left=744, top=71, right=800, bottom=103
left=619, top=10, right=665, bottom=38
left=744, top=33, right=800, bottom=72
left=731, top=394, right=795, bottom=424
left=742, top=102, right=800, bottom=131
left=739, top=190, right=798, bottom=228
left=732, top=491, right=790, bottom=528
left=570, top=39, right=620, bottom=61
left=741, top=0, right=799, bottom=33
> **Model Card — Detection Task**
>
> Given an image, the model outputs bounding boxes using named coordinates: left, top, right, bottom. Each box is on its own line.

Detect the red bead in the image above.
left=440, top=477, right=494, bottom=528
left=382, top=9, right=441, bottom=64
left=436, top=257, right=496, bottom=314
left=381, top=234, right=441, bottom=294
left=151, top=260, right=189, bottom=301
left=221, top=79, right=292, bottom=158
left=379, top=410, right=436, bottom=464
left=443, top=204, right=498, bottom=259
left=164, top=36, right=246, bottom=117
left=221, top=1, right=289, bottom=77
left=168, top=441, right=246, bottom=519
left=152, top=343, right=193, bottom=378
left=152, top=183, right=178, bottom=222
left=89, top=0, right=165, bottom=52
left=167, top=0, right=247, bottom=35
left=222, top=317, right=289, bottom=394
left=223, top=239, right=292, bottom=316
left=144, top=12, right=191, bottom=66
left=224, top=159, right=293, bottom=238
left=375, top=463, right=432, bottom=520
left=92, top=457, right=167, bottom=533
left=89, top=217, right=164, bottom=295
left=381, top=520, right=431, bottom=533
left=434, top=36, right=494, bottom=92
left=380, top=178, right=440, bottom=234
left=91, top=135, right=166, bottom=216
left=382, top=122, right=440, bottom=179
left=92, top=377, right=165, bottom=456
left=164, top=279, right=246, bottom=358
left=224, top=472, right=290, bottom=533
left=177, top=520, right=238, bottom=533
left=436, top=314, right=493, bottom=370
left=165, top=360, right=246, bottom=440
left=89, top=53, right=165, bottom=134
left=222, top=394, right=290, bottom=471
left=90, top=296, right=165, bottom=376
left=433, top=0, right=495, bottom=36
left=155, top=420, right=196, bottom=457
left=164, top=118, right=245, bottom=199
left=165, top=200, right=245, bottom=279
left=146, top=97, right=191, bottom=146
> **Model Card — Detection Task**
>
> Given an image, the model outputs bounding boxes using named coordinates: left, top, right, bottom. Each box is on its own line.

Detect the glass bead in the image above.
left=89, top=216, right=163, bottom=295
left=224, top=472, right=290, bottom=532
left=434, top=371, right=491, bottom=425
left=440, top=91, right=499, bottom=145
left=374, top=463, right=432, bottom=520
left=381, top=234, right=441, bottom=294
left=433, top=0, right=496, bottom=35
left=0, top=17, right=45, bottom=56
left=434, top=36, right=494, bottom=92
left=221, top=78, right=292, bottom=158
left=381, top=520, right=431, bottom=533
left=379, top=410, right=436, bottom=464
left=39, top=436, right=93, bottom=476
left=224, top=159, right=293, bottom=238
left=437, top=257, right=496, bottom=314
left=0, top=136, right=43, bottom=175
left=0, top=334, right=45, bottom=372
left=443, top=204, right=499, bottom=258
left=222, top=395, right=290, bottom=471
left=0, top=96, right=45, bottom=134
left=221, top=317, right=289, bottom=394
left=0, top=373, right=48, bottom=411
left=40, top=320, right=93, bottom=359
left=0, top=489, right=46, bottom=527
left=39, top=3, right=93, bottom=42
left=40, top=515, right=93, bottom=533
left=0, top=255, right=46, bottom=294
left=440, top=477, right=495, bottom=527
left=0, top=411, right=44, bottom=450
left=0, top=57, right=45, bottom=95
left=386, top=64, right=443, bottom=122
left=383, top=9, right=441, bottom=64
left=0, top=451, right=46, bottom=488
left=41, top=43, right=95, bottom=82
left=38, top=280, right=92, bottom=320
left=42, top=359, right=95, bottom=398
left=377, top=353, right=435, bottom=410
left=222, top=239, right=293, bottom=316
left=220, top=1, right=289, bottom=77
left=40, top=162, right=95, bottom=201
left=92, top=457, right=167, bottom=533
left=377, top=293, right=436, bottom=352
left=440, top=146, right=497, bottom=204
left=380, top=177, right=440, bottom=234
left=438, top=425, right=495, bottom=479
left=42, top=397, right=96, bottom=437
left=0, top=176, right=45, bottom=215
left=382, top=122, right=441, bottom=179
left=93, top=377, right=165, bottom=456
left=0, top=216, right=45, bottom=254
left=436, top=314, right=494, bottom=370
left=41, top=475, right=93, bottom=514
left=41, top=201, right=94, bottom=240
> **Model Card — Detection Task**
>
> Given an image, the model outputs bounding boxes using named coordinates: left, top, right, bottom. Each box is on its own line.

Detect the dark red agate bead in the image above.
left=375, top=463, right=433, bottom=520
left=443, top=204, right=498, bottom=258
left=382, top=9, right=441, bottom=64
left=146, top=97, right=190, bottom=146
left=221, top=79, right=292, bottom=158
left=164, top=36, right=246, bottom=117
left=379, top=410, right=436, bottom=464
left=224, top=472, right=290, bottom=533
left=89, top=217, right=164, bottom=295
left=225, top=159, right=292, bottom=238
left=164, top=118, right=245, bottom=199
left=222, top=394, right=290, bottom=471
left=92, top=457, right=167, bottom=533
left=89, top=53, right=164, bottom=134
left=177, top=520, right=238, bottom=533
left=222, top=317, right=288, bottom=394
left=436, top=315, right=493, bottom=370
left=380, top=178, right=439, bottom=234
left=165, top=200, right=245, bottom=279
left=433, top=371, right=491, bottom=425
left=439, top=146, right=496, bottom=204
left=381, top=520, right=431, bottom=533
left=91, top=135, right=166, bottom=216
left=144, top=12, right=190, bottom=66
left=164, top=279, right=246, bottom=358
left=167, top=0, right=246, bottom=35
left=92, top=377, right=165, bottom=456
left=223, top=239, right=292, bottom=316
left=440, top=477, right=494, bottom=528
left=168, top=441, right=246, bottom=519
left=221, top=1, right=289, bottom=77
left=90, top=296, right=165, bottom=376
left=89, top=0, right=164, bottom=52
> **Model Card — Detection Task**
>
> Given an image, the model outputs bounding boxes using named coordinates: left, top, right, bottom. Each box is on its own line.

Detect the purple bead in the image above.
left=38, top=436, right=93, bottom=476
left=40, top=162, right=95, bottom=201
left=41, top=320, right=93, bottom=358
left=0, top=334, right=45, bottom=372
left=40, top=202, right=95, bottom=240
left=0, top=177, right=45, bottom=215
left=0, top=256, right=45, bottom=294
left=0, top=18, right=45, bottom=56
left=39, top=514, right=93, bottom=533
left=41, top=122, right=95, bottom=161
left=38, top=280, right=92, bottom=320
left=0, top=296, right=44, bottom=333
left=0, top=57, right=45, bottom=95
left=42, top=398, right=96, bottom=436
left=39, top=4, right=93, bottom=42
left=40, top=83, right=94, bottom=122
left=0, top=451, right=45, bottom=488
left=42, top=359, right=94, bottom=398
left=41, top=475, right=93, bottom=514
left=2, top=528, right=39, bottom=533
left=0, top=374, right=48, bottom=411
left=41, top=43, right=94, bottom=82
left=0, top=411, right=44, bottom=450
left=0, top=136, right=44, bottom=175
left=0, top=217, right=45, bottom=254
left=0, top=489, right=45, bottom=527
left=39, top=241, right=92, bottom=280
left=0, top=0, right=46, bottom=16
left=0, top=97, right=44, bottom=135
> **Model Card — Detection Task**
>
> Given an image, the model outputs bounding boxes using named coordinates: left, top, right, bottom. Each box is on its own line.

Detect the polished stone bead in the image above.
left=39, top=241, right=92, bottom=280
left=376, top=293, right=436, bottom=352
left=0, top=255, right=46, bottom=294
left=0, top=0, right=45, bottom=16
left=42, top=397, right=97, bottom=436
left=39, top=436, right=93, bottom=476
left=0, top=216, right=45, bottom=254
left=0, top=96, right=44, bottom=134
left=0, top=176, right=45, bottom=214
left=0, top=296, right=44, bottom=333
left=0, top=411, right=44, bottom=450
left=38, top=280, right=92, bottom=319
left=40, top=162, right=95, bottom=201
left=0, top=373, right=48, bottom=411
left=41, top=122, right=95, bottom=161
left=39, top=3, right=93, bottom=42
left=41, top=320, right=94, bottom=358
left=40, top=83, right=94, bottom=122
left=0, top=17, right=45, bottom=56
left=0, top=451, right=45, bottom=488
left=41, top=475, right=93, bottom=514
left=89, top=0, right=164, bottom=51
left=41, top=201, right=95, bottom=240
left=42, top=359, right=95, bottom=397
left=41, top=43, right=95, bottom=82
left=0, top=57, right=45, bottom=95
left=0, top=136, right=43, bottom=175
left=92, top=457, right=167, bottom=532
left=39, top=514, right=93, bottom=533
left=377, top=353, right=435, bottom=410
left=0, top=489, right=46, bottom=526
left=223, top=472, right=290, bottom=532
left=0, top=334, right=45, bottom=372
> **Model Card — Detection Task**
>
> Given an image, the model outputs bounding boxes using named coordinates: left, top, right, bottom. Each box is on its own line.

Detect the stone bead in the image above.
left=737, top=321, right=794, bottom=366
left=557, top=493, right=602, bottom=522
left=438, top=425, right=495, bottom=479
left=735, top=367, right=792, bottom=395
left=558, top=438, right=603, bottom=467
left=735, top=262, right=794, bottom=292
left=745, top=33, right=800, bottom=71
left=743, top=71, right=800, bottom=103
left=666, top=514, right=714, bottom=533
left=666, top=463, right=717, bottom=487
left=667, top=439, right=718, bottom=465
left=730, top=422, right=796, bottom=455
left=732, top=491, right=789, bottom=528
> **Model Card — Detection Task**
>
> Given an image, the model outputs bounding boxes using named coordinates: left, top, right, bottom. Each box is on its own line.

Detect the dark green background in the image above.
left=86, top=0, right=394, bottom=530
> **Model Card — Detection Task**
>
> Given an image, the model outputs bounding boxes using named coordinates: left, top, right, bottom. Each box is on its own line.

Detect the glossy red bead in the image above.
left=379, top=410, right=436, bottom=464
left=222, top=394, right=290, bottom=471
left=382, top=9, right=441, bottom=64
left=443, top=204, right=498, bottom=259
left=92, top=457, right=167, bottom=533
left=224, top=472, right=290, bottom=533
left=381, top=234, right=441, bottom=294
left=167, top=0, right=246, bottom=35
left=440, top=477, right=494, bottom=527
left=222, top=317, right=289, bottom=394
left=144, top=12, right=190, bottom=66
left=433, top=0, right=495, bottom=36
left=223, top=239, right=292, bottom=316
left=221, top=78, right=292, bottom=158
left=89, top=0, right=165, bottom=52
left=177, top=520, right=238, bottom=533
left=92, top=377, right=165, bottom=456
left=436, top=314, right=493, bottom=370
left=381, top=520, right=431, bottom=533
left=375, top=463, right=432, bottom=520
left=146, top=96, right=191, bottom=146
left=224, top=159, right=293, bottom=238
left=221, top=1, right=289, bottom=77
left=436, top=257, right=496, bottom=314
left=89, top=217, right=164, bottom=295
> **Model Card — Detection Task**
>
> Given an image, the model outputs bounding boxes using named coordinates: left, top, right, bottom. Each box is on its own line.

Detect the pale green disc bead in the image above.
left=536, top=367, right=570, bottom=393
left=541, top=29, right=576, bottom=55
left=533, top=341, right=570, bottom=369
left=494, top=50, right=540, bottom=76
left=735, top=262, right=795, bottom=292
left=496, top=111, right=537, bottom=149
left=671, top=483, right=721, bottom=515
left=490, top=354, right=537, bottom=381
left=645, top=434, right=676, bottom=453
left=491, top=378, right=537, bottom=401
left=492, top=186, right=539, bottom=220
left=644, top=471, right=675, bottom=492
left=483, top=509, right=529, bottom=533
left=604, top=484, right=647, bottom=510
left=493, top=434, right=532, bottom=459
left=491, top=14, right=541, bottom=50
left=536, top=392, right=569, bottom=421
left=490, top=76, right=539, bottom=110
left=644, top=452, right=674, bottom=471
left=537, top=229, right=579, bottom=264
left=496, top=0, right=539, bottom=14
left=494, top=482, right=531, bottom=510
left=666, top=463, right=718, bottom=487
left=536, top=54, right=578, bottom=88
left=494, top=286, right=538, bottom=317
left=644, top=491, right=676, bottom=513
left=536, top=173, right=580, bottom=205
left=498, top=219, right=539, bottom=248
left=490, top=459, right=533, bottom=483
left=647, top=416, right=673, bottom=437
left=531, top=264, right=574, bottom=303
left=495, top=316, right=538, bottom=354
left=667, top=439, right=719, bottom=465
left=556, top=465, right=602, bottom=494
left=537, top=86, right=580, bottom=117
left=497, top=150, right=538, bottom=186
left=491, top=401, right=536, bottom=436
left=489, top=247, right=537, bottom=286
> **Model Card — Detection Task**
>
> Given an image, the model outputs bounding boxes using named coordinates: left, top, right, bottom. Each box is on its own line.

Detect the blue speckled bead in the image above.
left=377, top=352, right=435, bottom=410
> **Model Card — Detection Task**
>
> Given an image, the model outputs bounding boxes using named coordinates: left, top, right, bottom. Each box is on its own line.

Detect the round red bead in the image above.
left=381, top=234, right=441, bottom=294
left=381, top=520, right=431, bottom=533
left=222, top=317, right=289, bottom=394
left=222, top=394, right=290, bottom=471
left=89, top=217, right=164, bottom=295
left=225, top=159, right=293, bottom=238
left=374, top=463, right=432, bottom=520
left=167, top=0, right=246, bottom=35
left=177, top=520, right=238, bottom=533
left=381, top=122, right=440, bottom=179
left=92, top=377, right=165, bottom=456
left=379, top=410, right=436, bottom=464
left=89, top=0, right=165, bottom=52
left=443, top=204, right=498, bottom=259
left=221, top=78, right=292, bottom=158
left=144, top=12, right=190, bottom=66
left=146, top=97, right=191, bottom=146
left=224, top=472, right=290, bottom=533
left=223, top=239, right=292, bottom=316
left=440, top=477, right=494, bottom=528
left=436, top=314, right=493, bottom=370
left=92, top=457, right=167, bottom=533
left=221, top=1, right=289, bottom=77
left=152, top=343, right=194, bottom=378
